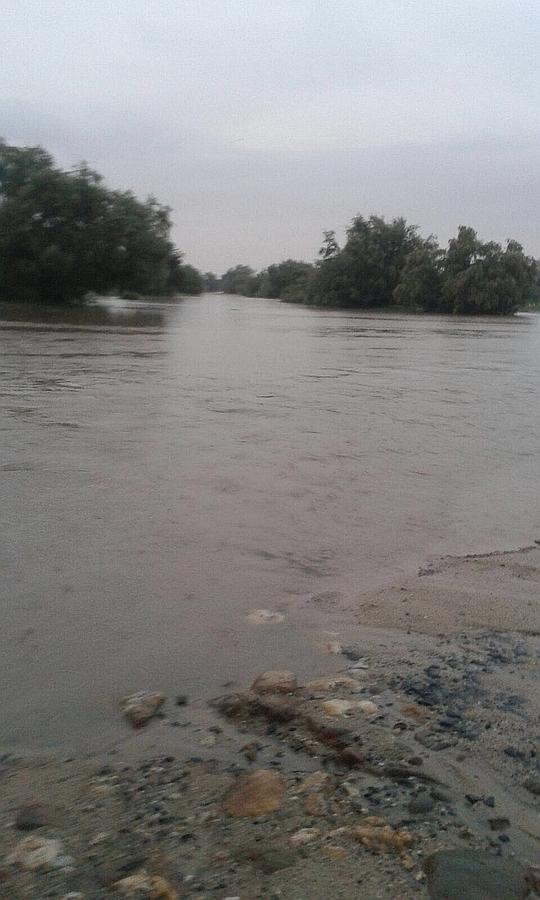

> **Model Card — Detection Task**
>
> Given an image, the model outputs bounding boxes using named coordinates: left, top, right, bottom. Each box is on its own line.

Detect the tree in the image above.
left=440, top=227, right=537, bottom=315
left=0, top=139, right=202, bottom=303
left=309, top=215, right=423, bottom=308
left=221, top=265, right=260, bottom=296
left=203, top=272, right=221, bottom=292
left=393, top=239, right=444, bottom=311
left=261, top=259, right=314, bottom=299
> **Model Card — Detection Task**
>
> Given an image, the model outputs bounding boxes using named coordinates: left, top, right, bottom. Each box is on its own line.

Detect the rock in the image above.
left=289, top=827, right=320, bottom=846
left=523, top=774, right=540, bottom=796
left=322, top=699, right=357, bottom=716
left=175, top=694, right=188, bottom=706
left=15, top=801, right=49, bottom=831
left=424, top=849, right=529, bottom=900
left=247, top=609, right=285, bottom=624
left=6, top=836, right=64, bottom=871
left=357, top=700, right=378, bottom=715
left=223, top=770, right=286, bottom=817
left=341, top=644, right=364, bottom=661
left=120, top=692, right=165, bottom=728
left=349, top=817, right=414, bottom=868
left=114, top=872, right=178, bottom=898
left=306, top=676, right=363, bottom=692
left=401, top=703, right=428, bottom=722
left=297, top=771, right=334, bottom=794
left=408, top=792, right=435, bottom=814
left=304, top=792, right=327, bottom=816
left=251, top=671, right=297, bottom=694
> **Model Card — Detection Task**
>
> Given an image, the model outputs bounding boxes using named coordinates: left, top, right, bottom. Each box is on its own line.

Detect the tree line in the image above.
left=216, top=215, right=539, bottom=315
left=0, top=140, right=203, bottom=304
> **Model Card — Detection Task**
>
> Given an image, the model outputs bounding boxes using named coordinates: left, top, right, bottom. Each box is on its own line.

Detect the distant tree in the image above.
left=261, top=259, right=314, bottom=299
left=203, top=271, right=221, bottom=292
left=0, top=139, right=201, bottom=303
left=309, top=215, right=423, bottom=308
left=221, top=265, right=260, bottom=296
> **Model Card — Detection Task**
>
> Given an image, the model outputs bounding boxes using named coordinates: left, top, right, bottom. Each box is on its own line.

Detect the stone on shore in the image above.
left=6, top=836, right=65, bottom=871
left=251, top=671, right=297, bottom=694
left=223, top=770, right=286, bottom=817
left=322, top=699, right=357, bottom=716
left=424, top=849, right=529, bottom=899
left=120, top=691, right=165, bottom=728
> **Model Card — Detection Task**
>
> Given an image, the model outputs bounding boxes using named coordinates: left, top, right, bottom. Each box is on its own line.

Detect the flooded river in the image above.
left=1, top=295, right=539, bottom=753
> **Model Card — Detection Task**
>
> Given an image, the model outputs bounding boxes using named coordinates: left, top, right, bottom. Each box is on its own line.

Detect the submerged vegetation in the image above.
left=0, top=140, right=203, bottom=304
left=222, top=216, right=539, bottom=315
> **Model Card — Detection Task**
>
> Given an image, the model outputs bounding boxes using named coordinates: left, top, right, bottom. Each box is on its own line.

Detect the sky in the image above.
left=2, top=0, right=540, bottom=273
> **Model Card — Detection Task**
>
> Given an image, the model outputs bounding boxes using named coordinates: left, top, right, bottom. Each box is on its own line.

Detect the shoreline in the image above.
left=1, top=544, right=538, bottom=898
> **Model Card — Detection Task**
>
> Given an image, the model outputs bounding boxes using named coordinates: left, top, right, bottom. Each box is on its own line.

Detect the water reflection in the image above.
left=0, top=298, right=169, bottom=329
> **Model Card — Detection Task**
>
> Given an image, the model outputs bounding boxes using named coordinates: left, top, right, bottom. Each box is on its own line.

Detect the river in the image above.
left=1, top=294, right=539, bottom=753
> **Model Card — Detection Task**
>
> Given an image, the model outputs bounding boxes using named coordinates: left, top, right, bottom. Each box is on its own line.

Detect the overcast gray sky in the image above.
left=2, top=0, right=540, bottom=273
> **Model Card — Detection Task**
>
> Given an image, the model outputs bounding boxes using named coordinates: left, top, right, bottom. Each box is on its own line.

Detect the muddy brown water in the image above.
left=1, top=295, right=539, bottom=754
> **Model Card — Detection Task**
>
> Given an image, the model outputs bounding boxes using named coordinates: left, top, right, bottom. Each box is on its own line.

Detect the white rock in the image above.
left=322, top=699, right=357, bottom=716
left=251, top=670, right=297, bottom=694
left=247, top=609, right=285, bottom=624
left=289, top=827, right=321, bottom=846
left=357, top=700, right=378, bottom=715
left=120, top=691, right=165, bottom=728
left=7, top=836, right=64, bottom=871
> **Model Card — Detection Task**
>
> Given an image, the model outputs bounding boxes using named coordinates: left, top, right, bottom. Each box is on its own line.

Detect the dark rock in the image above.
left=503, top=746, right=525, bottom=759
left=488, top=817, right=510, bottom=831
left=523, top=775, right=540, bottom=796
left=175, top=694, right=189, bottom=706
left=424, top=849, right=529, bottom=899
left=465, top=794, right=483, bottom=805
left=15, top=802, right=49, bottom=831
left=408, top=791, right=435, bottom=814
left=483, top=795, right=495, bottom=808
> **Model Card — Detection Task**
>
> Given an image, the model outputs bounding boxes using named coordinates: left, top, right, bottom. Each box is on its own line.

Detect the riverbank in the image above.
left=1, top=544, right=538, bottom=898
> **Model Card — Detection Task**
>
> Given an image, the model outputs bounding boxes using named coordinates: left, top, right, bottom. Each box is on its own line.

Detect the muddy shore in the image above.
left=1, top=544, right=538, bottom=899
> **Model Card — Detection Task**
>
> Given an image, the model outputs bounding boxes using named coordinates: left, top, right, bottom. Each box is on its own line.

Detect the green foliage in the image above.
left=221, top=265, right=261, bottom=296
left=305, top=215, right=537, bottom=315
left=440, top=229, right=537, bottom=315
left=0, top=139, right=202, bottom=303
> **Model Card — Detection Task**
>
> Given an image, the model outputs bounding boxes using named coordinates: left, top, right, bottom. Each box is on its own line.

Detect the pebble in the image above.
left=289, top=827, right=320, bottom=846
left=247, top=609, right=285, bottom=624
left=251, top=670, right=297, bottom=694
left=322, top=699, right=357, bottom=716
left=357, top=700, right=378, bottom=715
